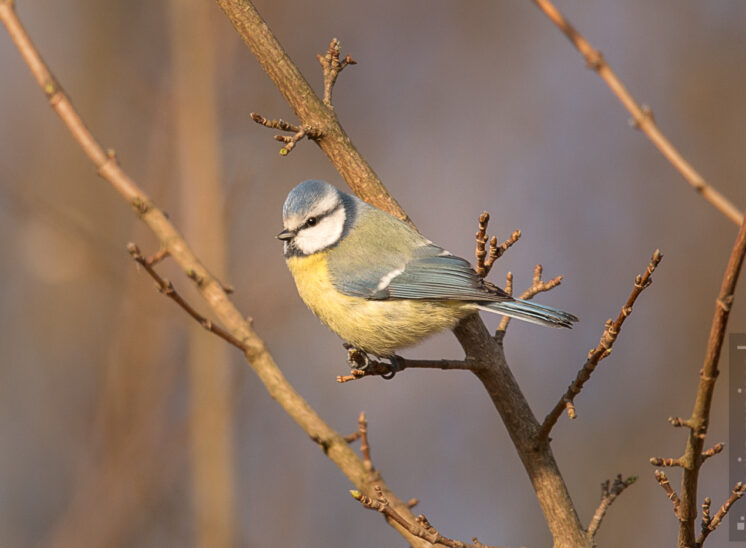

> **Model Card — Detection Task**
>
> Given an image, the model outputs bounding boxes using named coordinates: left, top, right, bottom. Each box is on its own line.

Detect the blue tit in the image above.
left=278, top=180, right=577, bottom=359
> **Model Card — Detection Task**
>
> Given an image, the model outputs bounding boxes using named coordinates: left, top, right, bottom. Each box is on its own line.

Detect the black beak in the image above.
left=276, top=229, right=294, bottom=241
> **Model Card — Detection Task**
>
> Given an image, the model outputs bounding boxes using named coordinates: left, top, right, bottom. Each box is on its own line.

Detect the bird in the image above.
left=278, top=180, right=577, bottom=368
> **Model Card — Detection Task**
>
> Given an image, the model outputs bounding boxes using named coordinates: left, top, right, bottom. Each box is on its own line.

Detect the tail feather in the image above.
left=476, top=298, right=578, bottom=328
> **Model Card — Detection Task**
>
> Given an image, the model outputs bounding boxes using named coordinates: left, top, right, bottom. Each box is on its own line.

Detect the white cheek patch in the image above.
left=294, top=206, right=346, bottom=255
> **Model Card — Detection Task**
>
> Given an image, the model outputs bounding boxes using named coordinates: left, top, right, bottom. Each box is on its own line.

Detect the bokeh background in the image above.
left=1, top=1, right=745, bottom=546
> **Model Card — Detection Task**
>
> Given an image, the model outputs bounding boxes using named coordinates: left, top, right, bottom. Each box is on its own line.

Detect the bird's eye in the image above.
left=307, top=217, right=318, bottom=227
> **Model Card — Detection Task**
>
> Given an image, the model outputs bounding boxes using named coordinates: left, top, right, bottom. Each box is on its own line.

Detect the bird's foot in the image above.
left=345, top=345, right=370, bottom=370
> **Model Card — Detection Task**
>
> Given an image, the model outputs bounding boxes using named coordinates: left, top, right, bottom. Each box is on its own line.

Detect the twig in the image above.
left=536, top=250, right=662, bottom=442
left=249, top=112, right=323, bottom=155
left=127, top=243, right=249, bottom=352
left=317, top=38, right=356, bottom=107
left=495, top=264, right=563, bottom=342
left=655, top=470, right=681, bottom=517
left=0, top=5, right=426, bottom=546
left=350, top=487, right=502, bottom=548
left=586, top=474, right=636, bottom=543
left=677, top=217, right=746, bottom=546
left=474, top=211, right=521, bottom=278
left=336, top=357, right=473, bottom=383
left=531, top=0, right=743, bottom=226
left=649, top=457, right=682, bottom=468
left=696, top=483, right=746, bottom=546
left=701, top=442, right=724, bottom=463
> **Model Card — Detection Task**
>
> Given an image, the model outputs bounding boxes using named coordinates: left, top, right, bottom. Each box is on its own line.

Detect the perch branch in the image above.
left=531, top=0, right=743, bottom=226
left=0, top=5, right=429, bottom=545
left=536, top=250, right=662, bottom=441
left=350, top=486, right=502, bottom=548
left=585, top=474, right=636, bottom=543
left=337, top=357, right=473, bottom=383
left=677, top=217, right=746, bottom=547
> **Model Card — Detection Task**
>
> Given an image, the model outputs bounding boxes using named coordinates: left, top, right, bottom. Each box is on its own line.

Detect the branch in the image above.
left=696, top=483, right=746, bottom=547
left=0, top=5, right=429, bottom=546
left=337, top=356, right=473, bottom=383
left=249, top=112, right=323, bottom=155
left=474, top=211, right=521, bottom=278
left=531, top=0, right=743, bottom=226
left=536, top=250, right=662, bottom=442
left=350, top=486, right=504, bottom=548
left=494, top=264, right=563, bottom=342
left=585, top=474, right=637, bottom=543
left=317, top=37, right=356, bottom=107
left=677, top=216, right=746, bottom=546
left=655, top=470, right=681, bottom=518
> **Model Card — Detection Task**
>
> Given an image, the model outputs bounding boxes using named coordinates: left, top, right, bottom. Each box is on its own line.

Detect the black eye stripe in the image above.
left=302, top=203, right=341, bottom=229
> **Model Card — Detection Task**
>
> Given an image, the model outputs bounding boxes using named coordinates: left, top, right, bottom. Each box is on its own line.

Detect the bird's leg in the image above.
left=380, top=355, right=402, bottom=380
left=344, top=344, right=370, bottom=370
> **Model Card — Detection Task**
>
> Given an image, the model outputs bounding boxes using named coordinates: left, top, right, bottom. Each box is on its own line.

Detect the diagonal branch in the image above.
left=677, top=216, right=746, bottom=546
left=0, top=4, right=429, bottom=546
left=696, top=483, right=746, bottom=547
left=536, top=250, right=662, bottom=442
left=586, top=474, right=637, bottom=544
left=531, top=0, right=743, bottom=226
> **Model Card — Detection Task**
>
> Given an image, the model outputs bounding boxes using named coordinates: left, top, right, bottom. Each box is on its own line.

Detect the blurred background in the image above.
left=1, top=0, right=745, bottom=546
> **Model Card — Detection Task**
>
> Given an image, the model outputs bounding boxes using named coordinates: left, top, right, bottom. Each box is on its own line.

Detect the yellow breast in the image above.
left=286, top=252, right=472, bottom=356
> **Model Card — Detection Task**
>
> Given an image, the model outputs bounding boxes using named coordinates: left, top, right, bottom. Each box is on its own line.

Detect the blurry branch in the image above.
left=350, top=486, right=503, bottom=548
left=586, top=474, right=636, bottom=545
left=654, top=470, right=681, bottom=516
left=672, top=217, right=746, bottom=547
left=531, top=0, right=743, bottom=226
left=697, top=484, right=746, bottom=547
left=536, top=250, right=662, bottom=442
left=0, top=5, right=429, bottom=546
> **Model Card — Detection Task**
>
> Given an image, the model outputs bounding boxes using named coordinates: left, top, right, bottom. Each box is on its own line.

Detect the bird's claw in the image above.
left=380, top=355, right=401, bottom=380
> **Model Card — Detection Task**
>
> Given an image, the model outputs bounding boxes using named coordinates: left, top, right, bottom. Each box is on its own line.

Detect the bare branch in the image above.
left=696, top=483, right=746, bottom=546
left=678, top=217, right=746, bottom=546
left=536, top=250, right=661, bottom=441
left=655, top=470, right=681, bottom=518
left=317, top=38, right=356, bottom=107
left=530, top=0, right=743, bottom=225
left=475, top=211, right=521, bottom=278
left=586, top=474, right=636, bottom=543
left=249, top=112, right=323, bottom=155
left=701, top=442, right=724, bottom=463
left=350, top=486, right=504, bottom=548
left=649, top=456, right=683, bottom=468
left=337, top=356, right=473, bottom=383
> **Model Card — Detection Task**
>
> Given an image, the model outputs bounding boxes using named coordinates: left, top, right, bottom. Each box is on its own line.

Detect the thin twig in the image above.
left=249, top=112, right=323, bottom=155
left=701, top=442, right=724, bottom=463
left=649, top=457, right=682, bottom=468
left=317, top=38, right=356, bottom=107
left=495, top=264, right=563, bottom=342
left=696, top=483, right=746, bottom=546
left=586, top=474, right=636, bottom=543
left=678, top=217, right=746, bottom=546
left=350, top=487, right=502, bottom=548
left=531, top=0, right=743, bottom=226
left=655, top=470, right=681, bottom=518
left=474, top=212, right=521, bottom=278
left=536, top=250, right=662, bottom=442
left=127, top=243, right=249, bottom=352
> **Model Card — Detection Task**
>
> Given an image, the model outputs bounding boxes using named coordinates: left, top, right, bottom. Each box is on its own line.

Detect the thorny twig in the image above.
left=536, top=250, right=662, bottom=442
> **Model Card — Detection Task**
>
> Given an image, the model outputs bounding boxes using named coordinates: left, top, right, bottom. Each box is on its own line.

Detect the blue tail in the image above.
left=477, top=298, right=578, bottom=328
